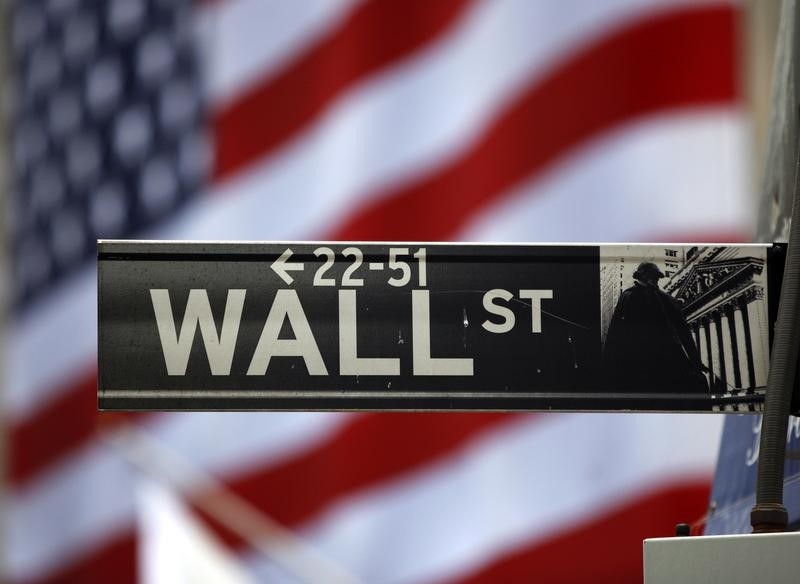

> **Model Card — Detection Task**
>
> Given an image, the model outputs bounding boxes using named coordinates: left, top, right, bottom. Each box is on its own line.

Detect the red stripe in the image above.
left=329, top=6, right=738, bottom=241
left=8, top=368, right=148, bottom=486
left=445, top=479, right=711, bottom=584
left=22, top=531, right=137, bottom=584
left=8, top=369, right=97, bottom=484
left=637, top=229, right=750, bottom=245
left=213, top=0, right=473, bottom=181
left=197, top=412, right=525, bottom=549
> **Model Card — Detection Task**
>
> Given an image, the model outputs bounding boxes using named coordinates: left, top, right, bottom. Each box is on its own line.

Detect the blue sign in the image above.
left=707, top=415, right=800, bottom=533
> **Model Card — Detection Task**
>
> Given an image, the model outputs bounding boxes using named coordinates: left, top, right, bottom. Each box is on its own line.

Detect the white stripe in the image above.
left=6, top=264, right=97, bottom=418
left=459, top=109, right=750, bottom=242
left=201, top=0, right=365, bottom=106
left=147, top=411, right=353, bottom=482
left=6, top=442, right=136, bottom=583
left=245, top=413, right=723, bottom=583
left=5, top=0, right=728, bottom=418
left=5, top=412, right=350, bottom=581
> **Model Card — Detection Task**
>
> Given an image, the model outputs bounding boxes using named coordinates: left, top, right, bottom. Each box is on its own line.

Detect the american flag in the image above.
left=5, top=0, right=749, bottom=582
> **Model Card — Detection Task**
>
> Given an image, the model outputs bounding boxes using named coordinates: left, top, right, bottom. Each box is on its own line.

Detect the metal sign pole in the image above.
left=750, top=157, right=800, bottom=533
left=751, top=0, right=800, bottom=534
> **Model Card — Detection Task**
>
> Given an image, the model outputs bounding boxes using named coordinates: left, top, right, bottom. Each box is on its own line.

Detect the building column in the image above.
left=725, top=305, right=742, bottom=388
left=720, top=309, right=737, bottom=388
left=747, top=298, right=769, bottom=387
left=737, top=298, right=756, bottom=390
left=708, top=317, right=716, bottom=383
left=714, top=311, right=728, bottom=391
left=699, top=320, right=712, bottom=388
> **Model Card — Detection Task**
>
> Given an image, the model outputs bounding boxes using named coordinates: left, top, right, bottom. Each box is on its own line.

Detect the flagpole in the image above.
left=102, top=422, right=360, bottom=584
left=0, top=0, right=11, bottom=574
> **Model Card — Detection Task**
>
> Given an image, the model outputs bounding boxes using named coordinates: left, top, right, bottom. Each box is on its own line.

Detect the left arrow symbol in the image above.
left=271, top=248, right=305, bottom=285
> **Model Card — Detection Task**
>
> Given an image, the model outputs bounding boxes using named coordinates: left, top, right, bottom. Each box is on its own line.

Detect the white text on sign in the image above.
left=150, top=286, right=553, bottom=377
left=273, top=247, right=427, bottom=287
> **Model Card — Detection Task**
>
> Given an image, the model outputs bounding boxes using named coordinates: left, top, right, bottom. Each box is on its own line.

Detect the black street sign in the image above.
left=98, top=241, right=785, bottom=412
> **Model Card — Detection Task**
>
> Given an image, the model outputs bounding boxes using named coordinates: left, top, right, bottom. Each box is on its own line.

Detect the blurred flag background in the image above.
left=0, top=0, right=777, bottom=582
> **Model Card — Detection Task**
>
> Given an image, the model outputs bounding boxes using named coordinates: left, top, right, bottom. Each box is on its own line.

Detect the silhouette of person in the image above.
left=603, top=262, right=708, bottom=393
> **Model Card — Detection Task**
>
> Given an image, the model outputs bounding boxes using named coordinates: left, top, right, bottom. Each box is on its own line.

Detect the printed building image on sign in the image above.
left=600, top=245, right=769, bottom=413
left=97, top=242, right=779, bottom=412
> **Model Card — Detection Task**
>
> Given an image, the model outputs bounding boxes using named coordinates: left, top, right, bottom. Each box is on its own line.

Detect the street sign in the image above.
left=98, top=241, right=784, bottom=412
